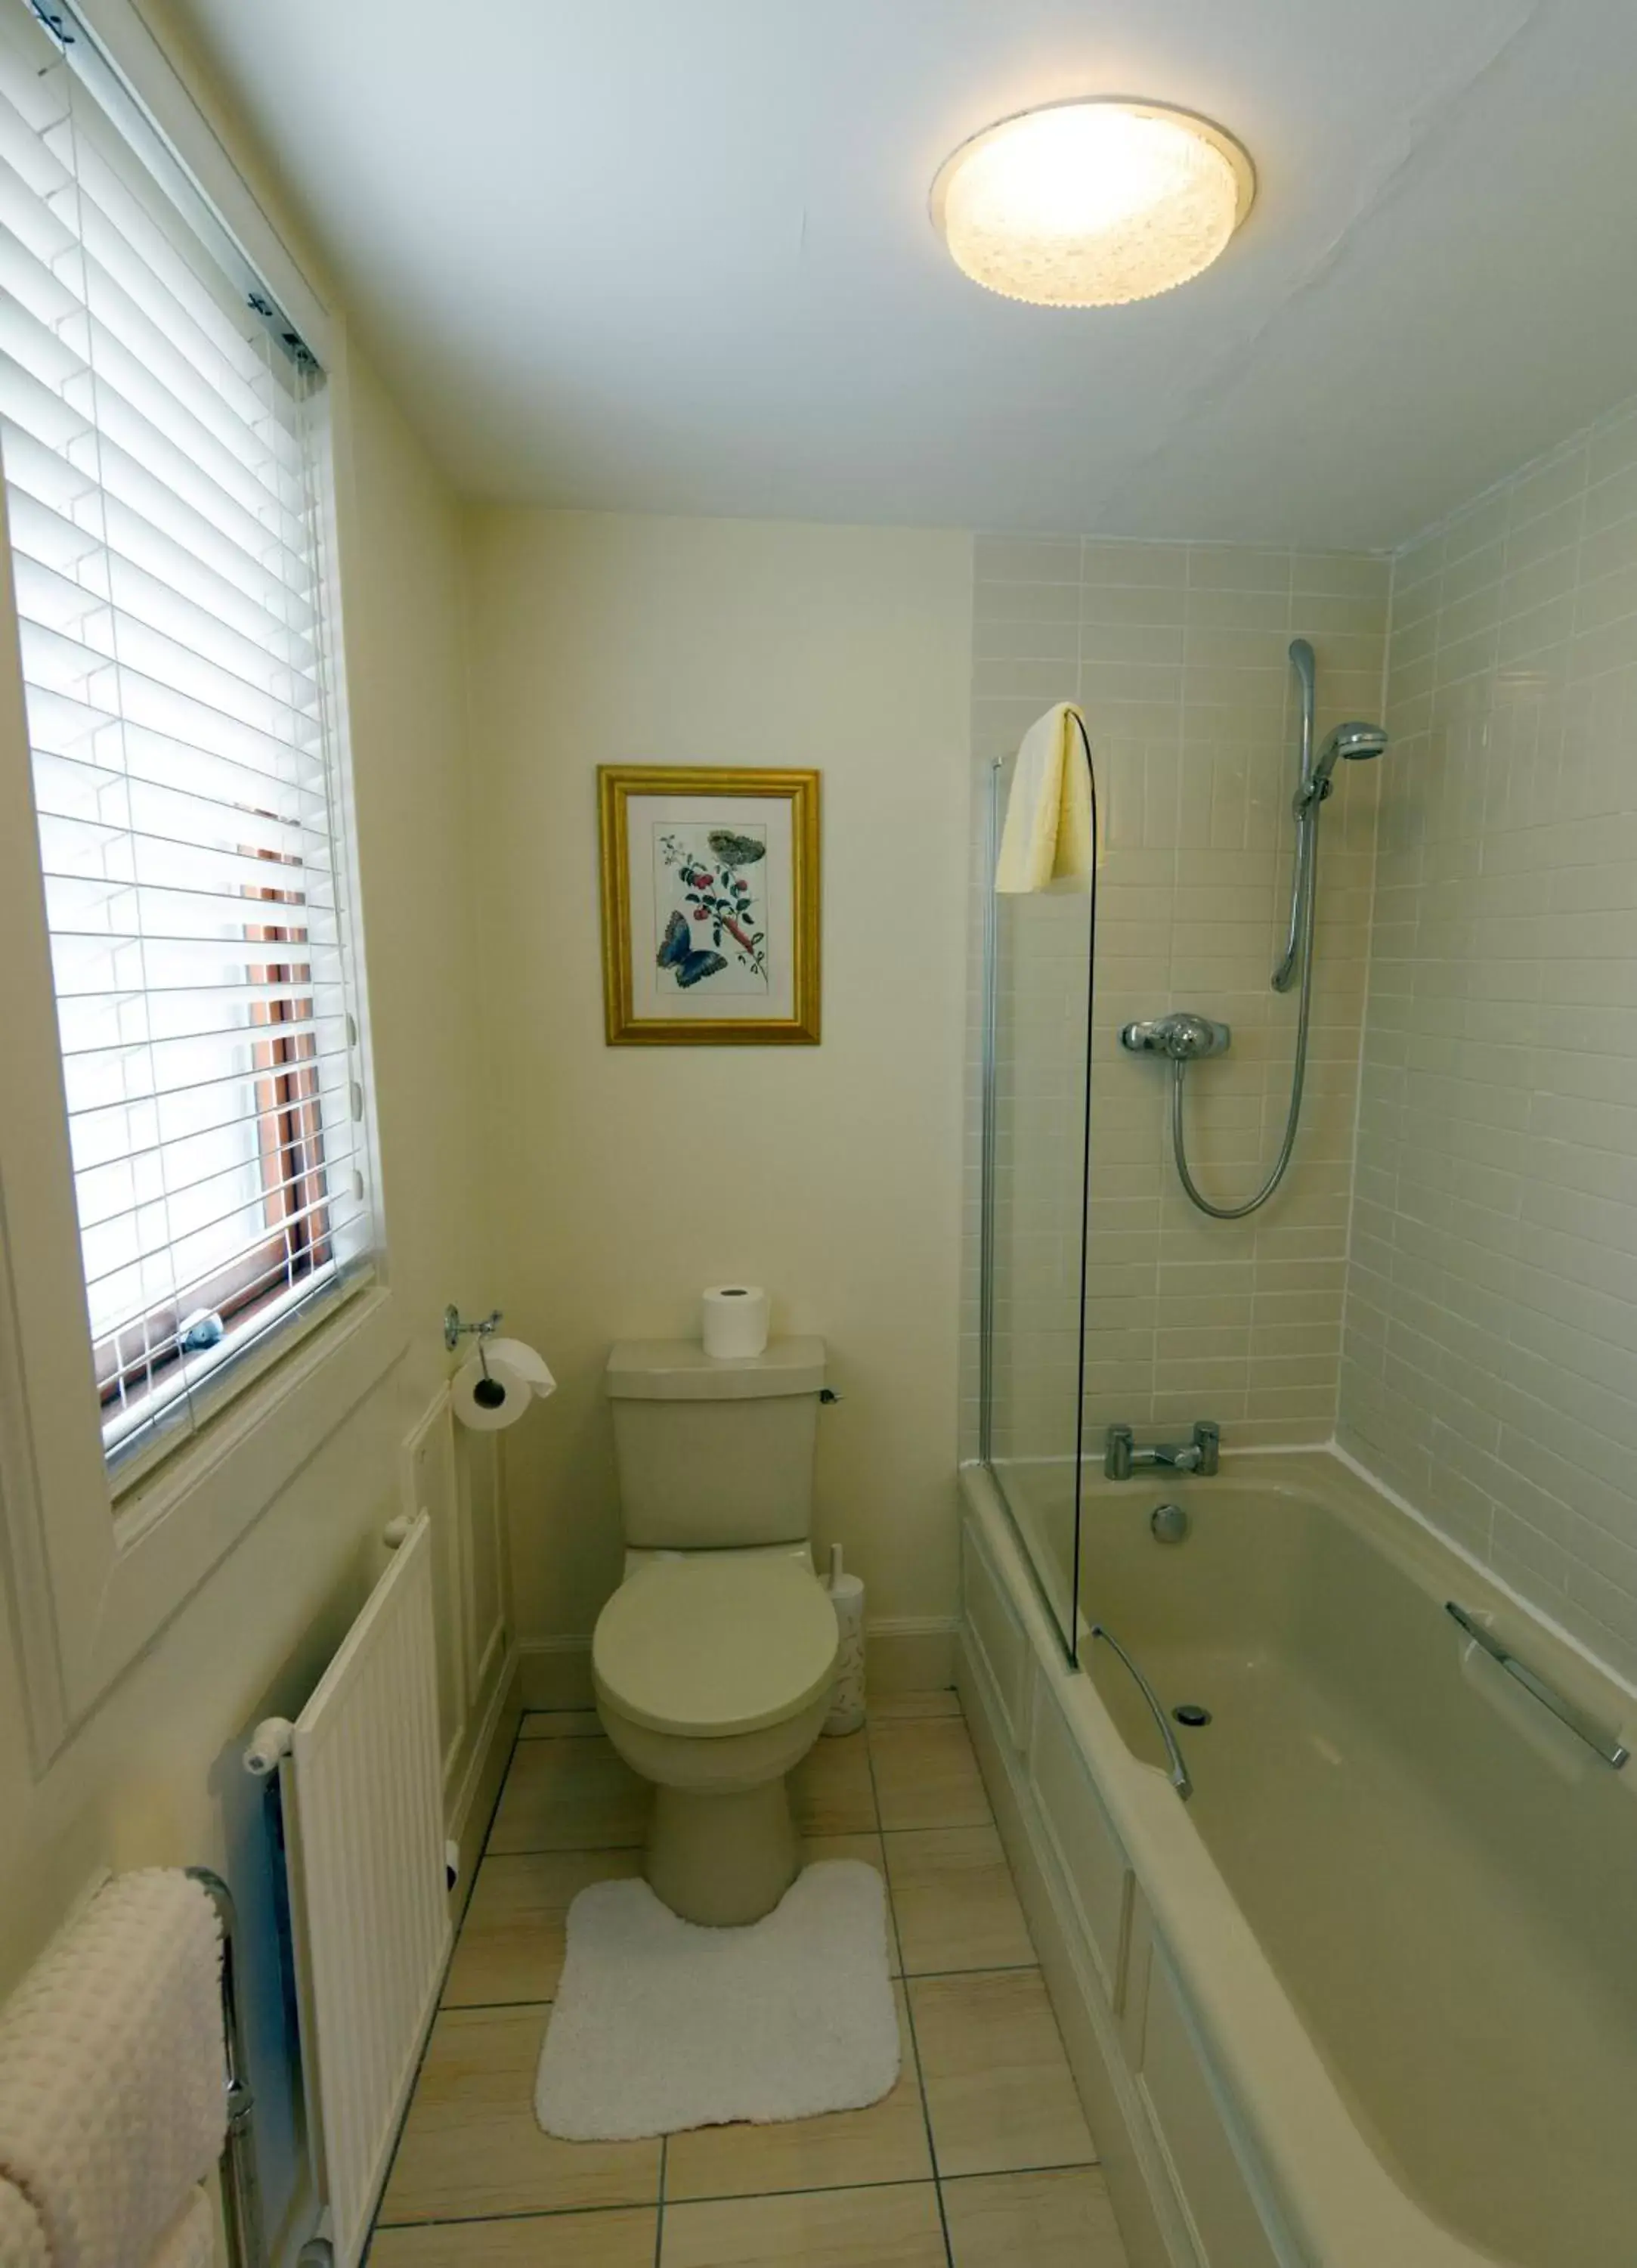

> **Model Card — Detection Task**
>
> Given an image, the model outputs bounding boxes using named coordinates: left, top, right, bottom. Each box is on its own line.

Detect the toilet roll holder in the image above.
left=444, top=1303, right=502, bottom=1352
left=444, top=1303, right=514, bottom=1413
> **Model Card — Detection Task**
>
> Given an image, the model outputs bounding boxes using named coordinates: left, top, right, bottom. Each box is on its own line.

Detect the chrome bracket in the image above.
left=443, top=1303, right=502, bottom=1352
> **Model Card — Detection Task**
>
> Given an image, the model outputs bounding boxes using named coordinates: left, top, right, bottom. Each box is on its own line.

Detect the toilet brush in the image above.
left=823, top=1542, right=866, bottom=1737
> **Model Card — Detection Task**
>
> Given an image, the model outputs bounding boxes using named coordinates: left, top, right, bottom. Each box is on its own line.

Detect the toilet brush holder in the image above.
left=823, top=1544, right=865, bottom=1737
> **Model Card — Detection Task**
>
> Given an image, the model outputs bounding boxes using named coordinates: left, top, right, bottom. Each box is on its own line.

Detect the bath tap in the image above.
left=1105, top=1421, right=1220, bottom=1482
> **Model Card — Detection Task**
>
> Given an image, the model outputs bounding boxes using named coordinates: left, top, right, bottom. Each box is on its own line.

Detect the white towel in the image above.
left=995, top=702, right=1097, bottom=894
left=0, top=2176, right=48, bottom=2268
left=0, top=1871, right=224, bottom=2268
left=144, top=2192, right=213, bottom=2268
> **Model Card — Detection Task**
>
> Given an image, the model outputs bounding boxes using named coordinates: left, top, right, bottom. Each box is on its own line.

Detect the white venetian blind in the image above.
left=0, top=0, right=373, bottom=1470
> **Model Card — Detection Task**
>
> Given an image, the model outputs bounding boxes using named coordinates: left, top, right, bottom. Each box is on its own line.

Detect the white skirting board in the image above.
left=518, top=1617, right=958, bottom=1712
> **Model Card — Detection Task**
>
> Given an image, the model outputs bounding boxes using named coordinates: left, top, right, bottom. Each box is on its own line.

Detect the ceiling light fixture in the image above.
left=930, top=98, right=1255, bottom=308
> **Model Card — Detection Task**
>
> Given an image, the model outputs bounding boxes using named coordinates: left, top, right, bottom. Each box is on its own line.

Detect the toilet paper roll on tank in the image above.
left=701, top=1284, right=770, bottom=1359
left=451, top=1336, right=556, bottom=1431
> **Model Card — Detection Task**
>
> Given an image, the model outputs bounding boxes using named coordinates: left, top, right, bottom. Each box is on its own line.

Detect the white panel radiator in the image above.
left=246, top=1513, right=450, bottom=2268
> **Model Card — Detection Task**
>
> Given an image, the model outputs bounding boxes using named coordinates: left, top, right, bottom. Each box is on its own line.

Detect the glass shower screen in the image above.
left=979, top=755, right=1096, bottom=1660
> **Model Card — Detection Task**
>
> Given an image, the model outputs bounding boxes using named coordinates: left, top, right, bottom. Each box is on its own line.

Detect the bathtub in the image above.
left=957, top=1449, right=1637, bottom=2268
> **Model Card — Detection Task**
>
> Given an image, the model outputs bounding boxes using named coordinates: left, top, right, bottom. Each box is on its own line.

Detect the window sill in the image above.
left=115, top=1277, right=405, bottom=1550
left=73, top=1281, right=410, bottom=1723
left=109, top=1263, right=373, bottom=1501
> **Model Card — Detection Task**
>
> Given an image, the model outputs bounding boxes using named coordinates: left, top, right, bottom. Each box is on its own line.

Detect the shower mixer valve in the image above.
left=1106, top=1421, right=1221, bottom=1480
left=1120, top=1012, right=1230, bottom=1061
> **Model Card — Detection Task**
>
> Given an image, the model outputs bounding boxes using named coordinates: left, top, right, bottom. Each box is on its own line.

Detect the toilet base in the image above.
left=647, top=1774, right=800, bottom=1926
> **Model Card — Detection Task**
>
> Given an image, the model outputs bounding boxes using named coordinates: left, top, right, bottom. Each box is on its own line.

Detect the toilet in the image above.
left=593, top=1337, right=840, bottom=1926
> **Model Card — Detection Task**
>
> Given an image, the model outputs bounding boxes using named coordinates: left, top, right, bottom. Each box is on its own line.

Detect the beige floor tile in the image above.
left=869, top=1690, right=961, bottom=1720
left=663, top=1984, right=930, bottom=2201
left=661, top=2182, right=945, bottom=2267
left=372, top=2206, right=658, bottom=2268
left=519, top=1709, right=604, bottom=1738
left=790, top=1730, right=877, bottom=1835
left=884, top=1826, right=1035, bottom=1976
left=910, top=1969, right=1095, bottom=2179
left=869, top=1719, right=991, bottom=1832
left=942, top=2167, right=1127, bottom=2266
left=379, top=2006, right=659, bottom=2223
left=444, top=1850, right=644, bottom=2007
left=487, top=1737, right=649, bottom=1854
left=803, top=1832, right=900, bottom=1975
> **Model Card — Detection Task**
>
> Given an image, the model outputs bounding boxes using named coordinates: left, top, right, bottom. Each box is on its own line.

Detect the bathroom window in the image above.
left=0, top=0, right=374, bottom=1474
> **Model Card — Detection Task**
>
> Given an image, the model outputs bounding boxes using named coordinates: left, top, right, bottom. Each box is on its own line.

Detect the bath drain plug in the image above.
left=1172, top=1704, right=1212, bottom=1727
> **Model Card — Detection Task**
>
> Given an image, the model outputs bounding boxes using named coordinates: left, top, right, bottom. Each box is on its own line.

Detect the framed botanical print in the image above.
left=598, top=766, right=822, bottom=1045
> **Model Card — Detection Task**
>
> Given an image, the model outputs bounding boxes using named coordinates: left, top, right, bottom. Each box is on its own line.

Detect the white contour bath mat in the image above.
left=534, top=1859, right=899, bottom=2141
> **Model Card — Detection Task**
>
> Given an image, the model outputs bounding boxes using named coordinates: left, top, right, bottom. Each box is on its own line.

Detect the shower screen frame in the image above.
left=978, top=743, right=1099, bottom=1667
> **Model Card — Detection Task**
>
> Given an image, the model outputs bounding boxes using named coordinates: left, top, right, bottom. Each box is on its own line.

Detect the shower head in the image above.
left=1326, top=720, right=1390, bottom=762
left=1295, top=719, right=1389, bottom=815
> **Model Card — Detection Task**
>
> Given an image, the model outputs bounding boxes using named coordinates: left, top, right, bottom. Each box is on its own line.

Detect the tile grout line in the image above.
left=382, top=2168, right=1061, bottom=2238
left=863, top=1721, right=958, bottom=2268
left=376, top=2162, right=1106, bottom=2239
left=443, top=1955, right=1043, bottom=2019
left=438, top=1995, right=553, bottom=2013
left=653, top=2134, right=666, bottom=2266
left=486, top=1841, right=646, bottom=1857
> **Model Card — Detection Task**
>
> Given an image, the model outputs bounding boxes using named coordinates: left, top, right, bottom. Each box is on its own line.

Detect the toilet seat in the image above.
left=593, top=1556, right=840, bottom=1739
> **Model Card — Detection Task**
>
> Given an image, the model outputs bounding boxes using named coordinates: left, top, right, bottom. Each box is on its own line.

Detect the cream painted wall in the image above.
left=0, top=340, right=484, bottom=2251
left=462, top=511, right=974, bottom=1648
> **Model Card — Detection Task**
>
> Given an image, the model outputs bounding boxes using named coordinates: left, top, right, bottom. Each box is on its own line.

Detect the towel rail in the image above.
left=186, top=1869, right=264, bottom=2268
left=1444, top=1601, right=1630, bottom=1770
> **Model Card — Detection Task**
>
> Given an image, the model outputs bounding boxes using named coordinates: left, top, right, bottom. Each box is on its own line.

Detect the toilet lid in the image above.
left=593, top=1557, right=840, bottom=1738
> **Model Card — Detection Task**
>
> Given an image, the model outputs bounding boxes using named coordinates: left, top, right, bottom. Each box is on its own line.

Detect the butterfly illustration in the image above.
left=657, top=908, right=727, bottom=989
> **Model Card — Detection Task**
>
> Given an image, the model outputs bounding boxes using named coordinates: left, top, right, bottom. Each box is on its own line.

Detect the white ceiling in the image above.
left=168, top=0, right=1637, bottom=548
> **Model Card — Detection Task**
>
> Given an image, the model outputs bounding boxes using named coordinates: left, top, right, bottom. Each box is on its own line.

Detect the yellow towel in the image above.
left=995, top=702, right=1097, bottom=894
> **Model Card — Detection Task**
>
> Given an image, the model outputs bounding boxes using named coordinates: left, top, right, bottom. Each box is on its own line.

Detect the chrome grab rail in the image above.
left=1445, top=1602, right=1630, bottom=1771
left=1089, top=1623, right=1193, bottom=1800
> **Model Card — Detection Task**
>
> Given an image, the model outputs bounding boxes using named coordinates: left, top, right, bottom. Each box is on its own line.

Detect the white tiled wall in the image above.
left=964, top=534, right=1390, bottom=1466
left=1339, top=395, right=1637, bottom=1683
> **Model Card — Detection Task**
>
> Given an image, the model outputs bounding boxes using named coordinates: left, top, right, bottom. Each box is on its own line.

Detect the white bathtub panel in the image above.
left=1030, top=1684, right=1132, bottom=2002
left=1137, top=1948, right=1285, bottom=2268
left=960, top=1622, right=1196, bottom=2268
left=961, top=1517, right=1031, bottom=1746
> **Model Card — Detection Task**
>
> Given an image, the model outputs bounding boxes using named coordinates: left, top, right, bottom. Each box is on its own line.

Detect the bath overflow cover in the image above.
left=1172, top=1703, right=1212, bottom=1727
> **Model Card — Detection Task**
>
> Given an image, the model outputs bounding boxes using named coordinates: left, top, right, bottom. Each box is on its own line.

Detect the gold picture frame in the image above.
left=599, top=765, right=822, bottom=1045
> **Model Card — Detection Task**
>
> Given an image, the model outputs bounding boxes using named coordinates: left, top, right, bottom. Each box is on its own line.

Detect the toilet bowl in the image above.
left=593, top=1552, right=840, bottom=1926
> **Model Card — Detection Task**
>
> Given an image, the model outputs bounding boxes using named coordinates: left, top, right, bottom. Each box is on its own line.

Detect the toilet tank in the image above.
left=605, top=1337, right=826, bottom=1550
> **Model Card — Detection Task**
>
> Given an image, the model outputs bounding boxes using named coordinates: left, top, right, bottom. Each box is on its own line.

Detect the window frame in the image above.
left=0, top=0, right=406, bottom=1759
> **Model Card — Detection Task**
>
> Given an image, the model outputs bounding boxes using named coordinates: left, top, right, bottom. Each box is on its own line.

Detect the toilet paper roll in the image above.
left=486, top=1337, right=556, bottom=1400
left=824, top=1573, right=866, bottom=1737
left=701, top=1284, right=769, bottom=1359
left=452, top=1347, right=534, bottom=1431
